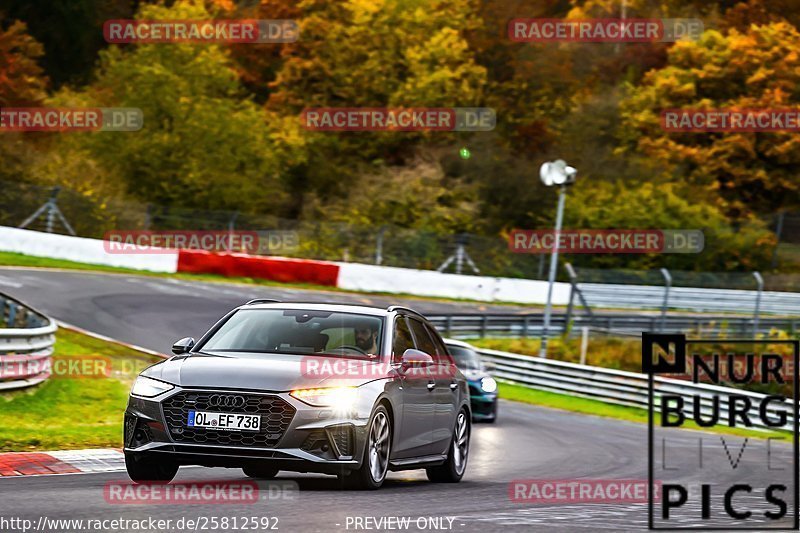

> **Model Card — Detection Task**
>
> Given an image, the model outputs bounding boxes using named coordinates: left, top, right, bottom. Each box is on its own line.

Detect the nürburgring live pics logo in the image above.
left=644, top=333, right=800, bottom=530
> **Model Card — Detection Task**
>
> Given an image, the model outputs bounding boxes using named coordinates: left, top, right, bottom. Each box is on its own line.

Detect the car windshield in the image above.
left=448, top=346, right=482, bottom=371
left=199, top=309, right=383, bottom=359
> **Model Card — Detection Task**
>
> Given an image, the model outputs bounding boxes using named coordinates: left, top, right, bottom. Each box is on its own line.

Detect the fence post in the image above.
left=227, top=211, right=239, bottom=252
left=375, top=226, right=386, bottom=265
left=480, top=315, right=488, bottom=338
left=752, top=271, right=763, bottom=338
left=580, top=326, right=589, bottom=365
left=445, top=316, right=453, bottom=337
left=522, top=315, right=530, bottom=338
left=564, top=263, right=577, bottom=327
left=660, top=268, right=672, bottom=332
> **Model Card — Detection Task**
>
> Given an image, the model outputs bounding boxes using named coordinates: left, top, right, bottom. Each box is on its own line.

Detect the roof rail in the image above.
left=386, top=305, right=426, bottom=318
left=245, top=298, right=281, bottom=305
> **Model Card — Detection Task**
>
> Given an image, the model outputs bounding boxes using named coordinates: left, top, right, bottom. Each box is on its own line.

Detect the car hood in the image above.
left=462, top=368, right=489, bottom=382
left=142, top=351, right=392, bottom=391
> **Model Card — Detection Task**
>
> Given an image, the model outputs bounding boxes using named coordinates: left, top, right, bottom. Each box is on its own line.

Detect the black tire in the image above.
left=426, top=409, right=470, bottom=483
left=340, top=405, right=391, bottom=490
left=242, top=464, right=279, bottom=479
left=125, top=453, right=178, bottom=484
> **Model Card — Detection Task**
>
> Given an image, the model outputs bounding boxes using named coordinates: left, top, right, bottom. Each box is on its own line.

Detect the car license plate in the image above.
left=187, top=410, right=260, bottom=431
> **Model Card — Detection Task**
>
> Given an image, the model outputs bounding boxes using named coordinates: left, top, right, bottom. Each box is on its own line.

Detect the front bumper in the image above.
left=124, top=387, right=370, bottom=473
left=468, top=382, right=498, bottom=419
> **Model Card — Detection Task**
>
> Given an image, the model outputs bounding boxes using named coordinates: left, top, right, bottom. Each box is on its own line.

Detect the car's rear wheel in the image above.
left=426, top=409, right=469, bottom=483
left=340, top=405, right=391, bottom=490
left=125, top=453, right=179, bottom=484
left=242, top=464, right=279, bottom=479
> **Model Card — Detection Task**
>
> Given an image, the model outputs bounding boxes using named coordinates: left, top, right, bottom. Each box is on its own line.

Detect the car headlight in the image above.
left=480, top=377, right=497, bottom=393
left=131, top=376, right=174, bottom=398
left=290, top=386, right=357, bottom=408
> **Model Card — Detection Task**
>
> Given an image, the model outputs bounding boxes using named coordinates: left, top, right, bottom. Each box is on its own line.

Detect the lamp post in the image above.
left=539, top=160, right=577, bottom=358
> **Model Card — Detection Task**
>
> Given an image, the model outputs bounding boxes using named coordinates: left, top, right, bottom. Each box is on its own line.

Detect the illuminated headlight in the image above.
left=290, top=387, right=357, bottom=408
left=480, top=377, right=498, bottom=393
left=131, top=376, right=174, bottom=398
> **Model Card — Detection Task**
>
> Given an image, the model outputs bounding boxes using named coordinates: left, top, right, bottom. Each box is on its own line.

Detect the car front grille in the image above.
left=161, top=391, right=295, bottom=448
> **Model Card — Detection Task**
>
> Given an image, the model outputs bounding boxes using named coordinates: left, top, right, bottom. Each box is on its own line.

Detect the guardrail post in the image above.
left=580, top=326, right=589, bottom=365
left=753, top=271, right=763, bottom=338
left=481, top=315, right=488, bottom=338
left=659, top=268, right=671, bottom=332
left=522, top=315, right=530, bottom=338
left=445, top=315, right=453, bottom=337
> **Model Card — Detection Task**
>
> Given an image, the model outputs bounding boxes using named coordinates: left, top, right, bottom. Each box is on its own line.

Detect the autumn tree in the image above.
left=621, top=22, right=800, bottom=217
left=0, top=17, right=49, bottom=184
left=264, top=0, right=488, bottom=215
left=39, top=1, right=291, bottom=214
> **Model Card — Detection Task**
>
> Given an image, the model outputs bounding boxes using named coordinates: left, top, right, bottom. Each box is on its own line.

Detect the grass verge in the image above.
left=498, top=381, right=790, bottom=441
left=0, top=328, right=161, bottom=451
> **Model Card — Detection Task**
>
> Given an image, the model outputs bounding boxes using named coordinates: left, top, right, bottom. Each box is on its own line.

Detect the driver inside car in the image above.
left=354, top=323, right=379, bottom=354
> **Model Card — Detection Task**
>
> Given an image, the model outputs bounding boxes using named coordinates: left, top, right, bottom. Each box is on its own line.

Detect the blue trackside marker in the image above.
left=187, top=410, right=196, bottom=426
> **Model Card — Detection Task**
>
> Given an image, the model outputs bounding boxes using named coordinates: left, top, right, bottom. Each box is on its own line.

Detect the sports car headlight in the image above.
left=131, top=376, right=174, bottom=398
left=290, top=386, right=357, bottom=408
left=480, top=377, right=498, bottom=393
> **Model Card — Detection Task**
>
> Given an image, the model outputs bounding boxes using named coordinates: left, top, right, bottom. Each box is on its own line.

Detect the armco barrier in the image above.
left=0, top=294, right=57, bottom=391
left=0, top=226, right=178, bottom=273
left=335, top=262, right=570, bottom=305
left=476, top=347, right=795, bottom=432
left=580, top=283, right=800, bottom=315
left=178, top=250, right=340, bottom=286
left=429, top=313, right=800, bottom=338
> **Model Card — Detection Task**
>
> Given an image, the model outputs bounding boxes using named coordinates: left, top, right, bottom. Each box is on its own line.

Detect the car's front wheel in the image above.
left=125, top=453, right=179, bottom=484
left=426, top=409, right=469, bottom=483
left=340, top=405, right=391, bottom=490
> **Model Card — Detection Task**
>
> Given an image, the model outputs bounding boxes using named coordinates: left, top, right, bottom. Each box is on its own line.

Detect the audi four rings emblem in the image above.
left=208, top=394, right=246, bottom=408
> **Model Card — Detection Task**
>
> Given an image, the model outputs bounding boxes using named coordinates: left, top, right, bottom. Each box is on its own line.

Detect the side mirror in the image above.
left=401, top=348, right=434, bottom=368
left=172, top=337, right=195, bottom=355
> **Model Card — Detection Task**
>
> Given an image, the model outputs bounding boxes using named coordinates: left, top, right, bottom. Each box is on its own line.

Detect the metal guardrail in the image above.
left=0, top=294, right=57, bottom=391
left=476, top=347, right=794, bottom=432
left=428, top=313, right=799, bottom=339
left=579, top=283, right=800, bottom=316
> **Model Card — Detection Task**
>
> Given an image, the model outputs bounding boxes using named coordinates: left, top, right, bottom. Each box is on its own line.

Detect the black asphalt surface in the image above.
left=0, top=267, right=795, bottom=532
left=0, top=267, right=540, bottom=354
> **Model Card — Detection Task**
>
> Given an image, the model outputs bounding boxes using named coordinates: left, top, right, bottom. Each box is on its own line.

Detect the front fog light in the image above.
left=480, top=377, right=497, bottom=393
left=290, top=387, right=357, bottom=408
left=131, top=376, right=174, bottom=397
